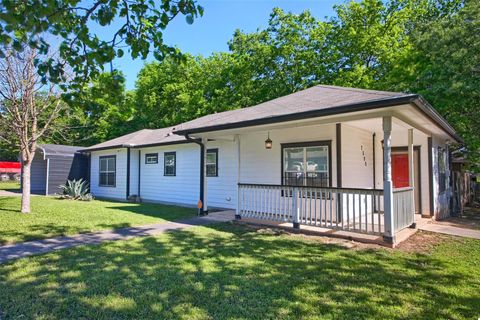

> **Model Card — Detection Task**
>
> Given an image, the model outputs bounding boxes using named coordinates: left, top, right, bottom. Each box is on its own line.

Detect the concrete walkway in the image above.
left=0, top=211, right=234, bottom=264
left=0, top=189, right=23, bottom=196
left=419, top=222, right=480, bottom=240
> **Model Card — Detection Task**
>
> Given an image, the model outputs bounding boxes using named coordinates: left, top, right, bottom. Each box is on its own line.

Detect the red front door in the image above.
left=392, top=154, right=409, bottom=188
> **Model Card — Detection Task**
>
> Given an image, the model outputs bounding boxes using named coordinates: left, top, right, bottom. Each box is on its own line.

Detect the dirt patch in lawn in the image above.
left=396, top=230, right=454, bottom=253
left=236, top=222, right=460, bottom=254
left=239, top=223, right=382, bottom=250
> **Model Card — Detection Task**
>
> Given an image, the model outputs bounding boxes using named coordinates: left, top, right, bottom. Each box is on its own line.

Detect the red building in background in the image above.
left=0, top=161, right=21, bottom=180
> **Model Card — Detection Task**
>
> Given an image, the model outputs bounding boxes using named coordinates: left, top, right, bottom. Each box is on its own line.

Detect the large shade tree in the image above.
left=386, top=0, right=480, bottom=167
left=0, top=0, right=204, bottom=212
left=133, top=53, right=246, bottom=129
left=67, top=71, right=135, bottom=146
left=0, top=47, right=63, bottom=213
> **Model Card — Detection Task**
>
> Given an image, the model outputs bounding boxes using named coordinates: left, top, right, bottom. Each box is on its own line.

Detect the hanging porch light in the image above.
left=265, top=132, right=273, bottom=149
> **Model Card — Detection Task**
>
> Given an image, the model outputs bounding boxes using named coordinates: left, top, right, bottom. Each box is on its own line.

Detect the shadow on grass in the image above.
left=0, top=223, right=478, bottom=319
left=0, top=188, right=20, bottom=193
left=104, top=203, right=197, bottom=221
left=0, top=197, right=199, bottom=244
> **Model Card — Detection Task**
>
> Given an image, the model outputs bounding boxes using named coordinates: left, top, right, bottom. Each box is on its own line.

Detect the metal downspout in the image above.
left=185, top=134, right=206, bottom=215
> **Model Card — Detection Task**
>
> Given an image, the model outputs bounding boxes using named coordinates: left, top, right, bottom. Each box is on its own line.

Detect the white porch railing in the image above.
left=392, top=187, right=415, bottom=232
left=238, top=183, right=385, bottom=235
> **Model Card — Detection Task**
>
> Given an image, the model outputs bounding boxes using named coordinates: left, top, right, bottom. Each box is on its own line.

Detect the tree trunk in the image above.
left=21, top=162, right=31, bottom=213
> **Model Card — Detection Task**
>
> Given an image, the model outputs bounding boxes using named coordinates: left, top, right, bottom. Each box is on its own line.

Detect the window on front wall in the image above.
left=99, top=156, right=116, bottom=187
left=282, top=142, right=330, bottom=187
left=164, top=152, right=176, bottom=176
left=438, top=147, right=446, bottom=193
left=206, top=149, right=218, bottom=177
left=145, top=153, right=158, bottom=164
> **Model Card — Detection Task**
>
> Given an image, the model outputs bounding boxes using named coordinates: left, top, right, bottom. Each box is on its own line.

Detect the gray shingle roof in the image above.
left=174, top=85, right=412, bottom=134
left=39, top=144, right=85, bottom=156
left=83, top=84, right=461, bottom=151
left=84, top=126, right=187, bottom=151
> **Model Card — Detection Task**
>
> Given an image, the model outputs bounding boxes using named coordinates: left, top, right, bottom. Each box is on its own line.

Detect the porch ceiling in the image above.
left=345, top=117, right=426, bottom=139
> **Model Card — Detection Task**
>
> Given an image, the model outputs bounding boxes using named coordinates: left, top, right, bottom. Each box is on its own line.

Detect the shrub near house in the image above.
left=59, top=179, right=93, bottom=201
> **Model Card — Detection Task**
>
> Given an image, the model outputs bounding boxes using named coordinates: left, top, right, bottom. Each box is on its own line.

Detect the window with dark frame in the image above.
left=282, top=141, right=331, bottom=188
left=99, top=155, right=116, bottom=187
left=145, top=153, right=158, bottom=164
left=164, top=152, right=176, bottom=176
left=206, top=149, right=218, bottom=177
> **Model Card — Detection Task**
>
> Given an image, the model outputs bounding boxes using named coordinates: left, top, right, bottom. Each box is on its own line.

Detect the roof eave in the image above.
left=82, top=140, right=191, bottom=153
left=411, top=96, right=463, bottom=144
left=174, top=94, right=463, bottom=145
left=81, top=144, right=131, bottom=153
left=130, top=139, right=191, bottom=149
left=174, top=94, right=419, bottom=135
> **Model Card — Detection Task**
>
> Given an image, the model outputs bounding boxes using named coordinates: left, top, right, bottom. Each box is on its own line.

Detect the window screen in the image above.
left=99, top=156, right=116, bottom=187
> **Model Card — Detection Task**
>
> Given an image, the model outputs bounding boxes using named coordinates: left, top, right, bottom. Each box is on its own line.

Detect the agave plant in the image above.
left=59, top=179, right=94, bottom=201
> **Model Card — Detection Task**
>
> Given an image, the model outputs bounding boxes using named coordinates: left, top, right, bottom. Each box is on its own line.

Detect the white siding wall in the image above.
left=342, top=124, right=374, bottom=188
left=339, top=125, right=376, bottom=222
left=238, top=124, right=379, bottom=224
left=205, top=140, right=238, bottom=209
left=90, top=148, right=127, bottom=200
left=138, top=144, right=200, bottom=206
left=129, top=149, right=140, bottom=196
left=239, top=123, right=338, bottom=187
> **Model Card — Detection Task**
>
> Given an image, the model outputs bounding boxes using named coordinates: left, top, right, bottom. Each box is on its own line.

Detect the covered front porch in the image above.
left=233, top=115, right=422, bottom=244
left=199, top=107, right=445, bottom=244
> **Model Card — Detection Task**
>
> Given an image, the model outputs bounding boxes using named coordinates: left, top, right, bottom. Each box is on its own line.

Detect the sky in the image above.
left=105, top=0, right=342, bottom=89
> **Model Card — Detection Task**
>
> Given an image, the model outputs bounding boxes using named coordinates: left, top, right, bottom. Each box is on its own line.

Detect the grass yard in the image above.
left=0, top=181, right=19, bottom=191
left=0, top=196, right=197, bottom=244
left=0, top=224, right=479, bottom=319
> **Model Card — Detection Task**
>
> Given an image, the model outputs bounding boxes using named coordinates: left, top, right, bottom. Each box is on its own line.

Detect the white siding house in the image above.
left=87, top=134, right=239, bottom=209
left=84, top=85, right=462, bottom=244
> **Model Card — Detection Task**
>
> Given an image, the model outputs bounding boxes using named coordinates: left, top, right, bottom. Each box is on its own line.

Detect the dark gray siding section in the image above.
left=46, top=153, right=88, bottom=195
left=46, top=156, right=74, bottom=195
left=30, top=154, right=47, bottom=194
left=68, top=153, right=89, bottom=181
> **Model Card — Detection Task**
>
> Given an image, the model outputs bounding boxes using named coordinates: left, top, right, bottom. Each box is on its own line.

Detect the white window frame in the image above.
left=99, top=155, right=116, bottom=187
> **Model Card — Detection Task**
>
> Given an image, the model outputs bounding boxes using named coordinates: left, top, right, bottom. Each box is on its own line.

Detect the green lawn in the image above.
left=0, top=181, right=19, bottom=190
left=0, top=225, right=479, bottom=319
left=0, top=196, right=197, bottom=244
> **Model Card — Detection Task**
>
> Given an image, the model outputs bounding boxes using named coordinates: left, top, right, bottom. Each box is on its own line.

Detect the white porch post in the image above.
left=235, top=134, right=241, bottom=220
left=408, top=128, right=416, bottom=226
left=383, top=116, right=395, bottom=243
left=292, top=187, right=300, bottom=229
